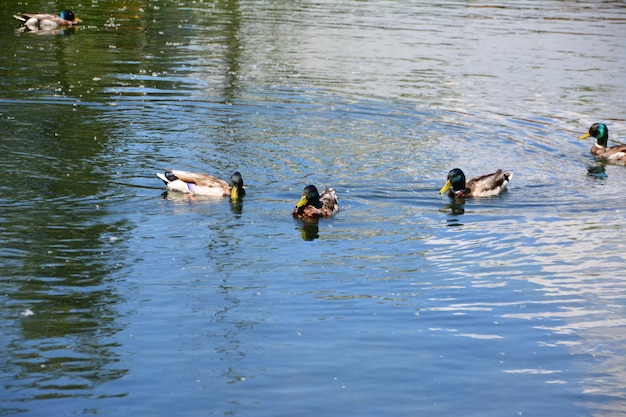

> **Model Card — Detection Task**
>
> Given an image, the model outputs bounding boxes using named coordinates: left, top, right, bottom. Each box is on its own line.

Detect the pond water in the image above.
left=1, top=1, right=625, bottom=416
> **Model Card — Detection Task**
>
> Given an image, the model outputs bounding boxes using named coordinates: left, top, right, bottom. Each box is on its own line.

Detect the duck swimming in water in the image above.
left=439, top=168, right=512, bottom=198
left=579, top=123, right=626, bottom=164
left=292, top=185, right=338, bottom=219
left=14, top=10, right=81, bottom=31
left=156, top=170, right=245, bottom=200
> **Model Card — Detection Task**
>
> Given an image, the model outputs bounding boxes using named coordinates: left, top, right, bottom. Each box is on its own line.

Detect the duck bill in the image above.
left=578, top=132, right=590, bottom=140
left=438, top=180, right=452, bottom=195
left=230, top=187, right=240, bottom=200
left=295, top=195, right=308, bottom=208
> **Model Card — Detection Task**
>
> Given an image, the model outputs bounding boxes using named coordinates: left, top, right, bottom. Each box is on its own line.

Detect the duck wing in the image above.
left=467, top=170, right=512, bottom=196
left=168, top=170, right=228, bottom=187
left=596, top=145, right=626, bottom=163
left=14, top=13, right=52, bottom=21
left=14, top=13, right=68, bottom=26
left=319, top=188, right=339, bottom=216
left=156, top=169, right=230, bottom=196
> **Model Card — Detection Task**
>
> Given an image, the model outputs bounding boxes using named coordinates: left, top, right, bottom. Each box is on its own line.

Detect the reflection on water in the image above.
left=295, top=219, right=320, bottom=241
left=440, top=201, right=466, bottom=217
left=160, top=191, right=247, bottom=216
left=0, top=143, right=131, bottom=408
left=586, top=164, right=607, bottom=178
left=1, top=0, right=626, bottom=416
left=15, top=26, right=80, bottom=36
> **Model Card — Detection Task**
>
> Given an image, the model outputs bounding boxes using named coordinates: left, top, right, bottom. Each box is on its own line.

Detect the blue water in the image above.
left=1, top=1, right=625, bottom=416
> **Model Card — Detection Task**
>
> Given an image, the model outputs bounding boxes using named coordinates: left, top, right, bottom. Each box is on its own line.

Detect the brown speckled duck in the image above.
left=292, top=185, right=338, bottom=219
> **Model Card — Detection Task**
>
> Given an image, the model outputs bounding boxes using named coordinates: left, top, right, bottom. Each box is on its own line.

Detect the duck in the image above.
left=579, top=123, right=626, bottom=163
left=14, top=10, right=81, bottom=31
left=156, top=170, right=245, bottom=199
left=439, top=168, right=512, bottom=198
left=293, top=185, right=338, bottom=219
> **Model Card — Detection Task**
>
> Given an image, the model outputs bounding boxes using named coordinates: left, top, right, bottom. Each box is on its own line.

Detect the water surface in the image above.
left=1, top=1, right=625, bottom=416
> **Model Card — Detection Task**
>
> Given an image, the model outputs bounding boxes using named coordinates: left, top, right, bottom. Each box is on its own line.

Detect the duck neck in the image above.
left=594, top=124, right=609, bottom=147
left=453, top=180, right=466, bottom=192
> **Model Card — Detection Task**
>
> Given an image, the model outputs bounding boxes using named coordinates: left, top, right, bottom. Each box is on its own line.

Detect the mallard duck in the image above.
left=156, top=170, right=245, bottom=199
left=579, top=123, right=626, bottom=163
left=14, top=10, right=81, bottom=30
left=293, top=185, right=338, bottom=219
left=439, top=168, right=512, bottom=198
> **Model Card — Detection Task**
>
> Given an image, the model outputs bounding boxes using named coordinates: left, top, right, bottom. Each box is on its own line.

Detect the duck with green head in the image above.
left=439, top=168, right=512, bottom=198
left=293, top=185, right=338, bottom=219
left=579, top=123, right=626, bottom=163
left=14, top=10, right=81, bottom=31
left=156, top=170, right=245, bottom=200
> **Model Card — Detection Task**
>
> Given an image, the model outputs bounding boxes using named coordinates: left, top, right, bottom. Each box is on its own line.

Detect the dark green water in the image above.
left=1, top=1, right=625, bottom=416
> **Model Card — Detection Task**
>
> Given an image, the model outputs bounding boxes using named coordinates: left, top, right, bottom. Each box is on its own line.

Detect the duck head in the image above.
left=579, top=123, right=609, bottom=147
left=229, top=171, right=245, bottom=200
left=439, top=168, right=466, bottom=194
left=295, top=185, right=322, bottom=213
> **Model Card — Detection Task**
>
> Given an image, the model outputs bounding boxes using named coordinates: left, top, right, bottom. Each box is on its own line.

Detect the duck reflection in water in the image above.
left=586, top=164, right=607, bottom=178
left=439, top=198, right=466, bottom=227
left=440, top=201, right=466, bottom=216
left=18, top=26, right=78, bottom=35
left=160, top=190, right=245, bottom=215
left=229, top=198, right=244, bottom=215
left=296, top=219, right=320, bottom=241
